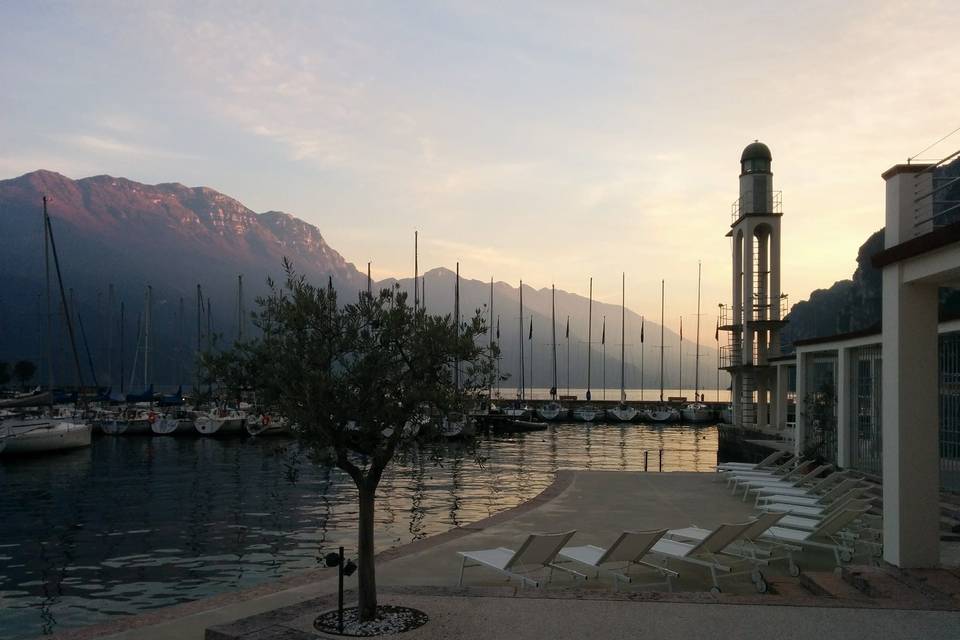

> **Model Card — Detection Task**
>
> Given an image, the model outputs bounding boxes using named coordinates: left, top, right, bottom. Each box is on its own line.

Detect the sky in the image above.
left=1, top=1, right=959, bottom=332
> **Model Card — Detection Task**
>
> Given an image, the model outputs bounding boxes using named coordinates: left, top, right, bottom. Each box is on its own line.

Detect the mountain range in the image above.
left=0, top=170, right=722, bottom=395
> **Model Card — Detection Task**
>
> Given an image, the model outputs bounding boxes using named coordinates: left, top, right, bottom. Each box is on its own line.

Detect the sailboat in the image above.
left=1, top=197, right=91, bottom=455
left=537, top=284, right=564, bottom=421
left=503, top=280, right=532, bottom=419
left=573, top=277, right=600, bottom=422
left=643, top=279, right=679, bottom=423
left=682, top=261, right=716, bottom=423
left=440, top=263, right=475, bottom=438
left=608, top=273, right=638, bottom=422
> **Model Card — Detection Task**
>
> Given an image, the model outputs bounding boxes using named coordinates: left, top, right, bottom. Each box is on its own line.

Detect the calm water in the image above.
left=0, top=423, right=717, bottom=639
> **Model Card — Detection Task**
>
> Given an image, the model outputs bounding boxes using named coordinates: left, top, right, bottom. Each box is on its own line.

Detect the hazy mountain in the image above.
left=0, top=170, right=721, bottom=395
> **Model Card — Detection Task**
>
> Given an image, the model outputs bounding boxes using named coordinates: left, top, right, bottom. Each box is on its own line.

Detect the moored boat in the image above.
left=1, top=418, right=92, bottom=455
left=680, top=402, right=715, bottom=423
left=195, top=409, right=247, bottom=436
left=643, top=406, right=680, bottom=423
left=246, top=413, right=290, bottom=436
left=572, top=405, right=600, bottom=422
left=536, top=401, right=564, bottom=421
left=607, top=404, right=639, bottom=422
left=153, top=409, right=197, bottom=435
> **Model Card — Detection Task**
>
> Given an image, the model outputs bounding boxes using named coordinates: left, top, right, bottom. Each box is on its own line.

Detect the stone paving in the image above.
left=47, top=470, right=960, bottom=640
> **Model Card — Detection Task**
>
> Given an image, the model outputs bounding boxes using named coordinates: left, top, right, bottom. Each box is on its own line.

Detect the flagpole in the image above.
left=640, top=315, right=645, bottom=402
left=587, top=277, right=593, bottom=403
left=529, top=316, right=534, bottom=401
left=551, top=284, right=557, bottom=400
left=566, top=315, right=570, bottom=397
left=602, top=316, right=607, bottom=401
left=489, top=276, right=494, bottom=402
left=519, top=280, right=525, bottom=402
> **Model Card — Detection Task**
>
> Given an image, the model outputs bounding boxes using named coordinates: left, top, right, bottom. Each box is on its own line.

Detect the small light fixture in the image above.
left=343, top=559, right=358, bottom=577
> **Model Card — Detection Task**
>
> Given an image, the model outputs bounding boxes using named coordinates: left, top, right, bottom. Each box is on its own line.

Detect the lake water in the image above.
left=0, top=423, right=718, bottom=639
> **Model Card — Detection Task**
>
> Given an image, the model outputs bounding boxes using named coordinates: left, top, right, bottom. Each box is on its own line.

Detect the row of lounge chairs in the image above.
left=456, top=451, right=882, bottom=594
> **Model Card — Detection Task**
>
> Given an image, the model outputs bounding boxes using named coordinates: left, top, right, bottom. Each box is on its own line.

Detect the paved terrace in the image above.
left=50, top=471, right=960, bottom=640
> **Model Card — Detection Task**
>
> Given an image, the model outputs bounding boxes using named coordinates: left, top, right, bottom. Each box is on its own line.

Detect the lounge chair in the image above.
left=774, top=499, right=874, bottom=531
left=457, top=530, right=584, bottom=588
left=757, top=478, right=866, bottom=511
left=715, top=450, right=790, bottom=473
left=648, top=520, right=767, bottom=593
left=557, top=529, right=678, bottom=591
left=733, top=464, right=833, bottom=500
left=724, top=459, right=815, bottom=489
left=750, top=470, right=848, bottom=502
left=760, top=507, right=870, bottom=570
left=664, top=512, right=797, bottom=577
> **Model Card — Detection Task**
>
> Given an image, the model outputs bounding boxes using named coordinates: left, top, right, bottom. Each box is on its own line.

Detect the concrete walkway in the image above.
left=50, top=471, right=960, bottom=640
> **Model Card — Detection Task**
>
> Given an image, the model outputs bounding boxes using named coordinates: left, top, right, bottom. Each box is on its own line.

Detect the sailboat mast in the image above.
left=602, top=315, right=606, bottom=401
left=640, top=315, right=645, bottom=402
left=414, top=231, right=419, bottom=311
left=119, top=300, right=125, bottom=394
left=43, top=197, right=53, bottom=397
left=44, top=198, right=84, bottom=389
left=679, top=315, right=683, bottom=399
left=519, top=280, right=525, bottom=401
left=107, top=283, right=114, bottom=388
left=454, top=262, right=460, bottom=389
left=144, top=285, right=152, bottom=388
left=551, top=285, right=557, bottom=399
left=587, top=277, right=592, bottom=402
left=237, top=274, right=245, bottom=341
left=196, top=284, right=203, bottom=353
left=694, top=260, right=702, bottom=400
left=620, top=273, right=626, bottom=403
left=179, top=296, right=185, bottom=386
left=660, top=279, right=664, bottom=403
left=489, top=277, right=494, bottom=401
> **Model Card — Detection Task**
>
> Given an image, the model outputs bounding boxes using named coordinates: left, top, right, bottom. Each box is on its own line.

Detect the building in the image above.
left=720, top=141, right=788, bottom=432
left=750, top=148, right=960, bottom=569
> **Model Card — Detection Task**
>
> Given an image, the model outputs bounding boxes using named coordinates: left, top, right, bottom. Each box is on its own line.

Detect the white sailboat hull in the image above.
left=607, top=406, right=639, bottom=422
left=536, top=403, right=564, bottom=421
left=2, top=420, right=91, bottom=454
left=247, top=416, right=290, bottom=436
left=196, top=414, right=247, bottom=436
left=680, top=406, right=715, bottom=423
left=643, top=408, right=680, bottom=423
left=153, top=417, right=195, bottom=435
left=572, top=406, right=599, bottom=422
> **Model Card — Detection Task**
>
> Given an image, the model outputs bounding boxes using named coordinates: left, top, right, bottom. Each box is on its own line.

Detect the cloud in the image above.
left=65, top=134, right=198, bottom=160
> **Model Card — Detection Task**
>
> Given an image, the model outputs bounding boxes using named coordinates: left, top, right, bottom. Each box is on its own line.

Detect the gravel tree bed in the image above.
left=314, top=605, right=429, bottom=636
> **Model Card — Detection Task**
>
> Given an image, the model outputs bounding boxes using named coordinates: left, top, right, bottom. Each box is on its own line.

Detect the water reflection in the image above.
left=0, top=423, right=717, bottom=639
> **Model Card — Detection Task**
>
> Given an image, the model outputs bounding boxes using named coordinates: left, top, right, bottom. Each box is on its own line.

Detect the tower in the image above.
left=721, top=141, right=787, bottom=429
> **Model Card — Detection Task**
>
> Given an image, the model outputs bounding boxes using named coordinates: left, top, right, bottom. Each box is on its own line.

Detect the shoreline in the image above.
left=46, top=470, right=577, bottom=640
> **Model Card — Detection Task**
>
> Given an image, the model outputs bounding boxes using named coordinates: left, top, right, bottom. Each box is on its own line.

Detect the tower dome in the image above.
left=740, top=141, right=772, bottom=175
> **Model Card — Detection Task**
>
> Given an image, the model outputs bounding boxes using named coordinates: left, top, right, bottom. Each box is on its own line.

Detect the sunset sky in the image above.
left=2, top=1, right=958, bottom=332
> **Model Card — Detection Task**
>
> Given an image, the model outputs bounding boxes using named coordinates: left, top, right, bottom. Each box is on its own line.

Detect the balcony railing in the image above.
left=731, top=190, right=783, bottom=225
left=718, top=294, right=789, bottom=326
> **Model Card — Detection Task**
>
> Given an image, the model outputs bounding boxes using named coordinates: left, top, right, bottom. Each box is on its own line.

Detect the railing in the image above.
left=719, top=343, right=742, bottom=369
left=731, top=190, right=782, bottom=225
left=912, top=148, right=960, bottom=234
left=719, top=295, right=789, bottom=325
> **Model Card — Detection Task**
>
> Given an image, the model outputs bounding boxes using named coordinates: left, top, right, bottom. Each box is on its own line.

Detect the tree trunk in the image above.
left=357, top=481, right=378, bottom=621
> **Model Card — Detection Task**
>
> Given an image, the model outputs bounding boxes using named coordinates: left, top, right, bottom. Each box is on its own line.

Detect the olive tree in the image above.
left=202, top=262, right=495, bottom=621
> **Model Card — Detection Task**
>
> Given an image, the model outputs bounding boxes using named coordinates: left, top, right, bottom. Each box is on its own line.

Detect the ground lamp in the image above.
left=324, top=547, right=357, bottom=633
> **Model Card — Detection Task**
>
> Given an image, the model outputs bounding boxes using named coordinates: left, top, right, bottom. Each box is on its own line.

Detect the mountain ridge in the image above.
left=0, top=169, right=720, bottom=393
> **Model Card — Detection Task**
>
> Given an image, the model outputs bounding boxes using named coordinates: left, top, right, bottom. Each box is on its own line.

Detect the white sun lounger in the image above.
left=775, top=499, right=874, bottom=531
left=724, top=459, right=815, bottom=488
left=457, top=530, right=584, bottom=588
left=715, top=451, right=790, bottom=473
left=557, top=529, right=678, bottom=591
left=648, top=520, right=764, bottom=593
left=757, top=479, right=866, bottom=509
left=761, top=507, right=870, bottom=570
left=733, top=464, right=833, bottom=500
left=664, top=512, right=797, bottom=579
left=750, top=470, right=848, bottom=501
